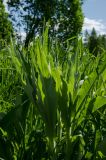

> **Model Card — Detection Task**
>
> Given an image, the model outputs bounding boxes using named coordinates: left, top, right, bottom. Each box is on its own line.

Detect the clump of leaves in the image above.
left=0, top=28, right=106, bottom=160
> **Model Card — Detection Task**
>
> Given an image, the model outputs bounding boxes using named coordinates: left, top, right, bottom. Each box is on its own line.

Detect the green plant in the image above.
left=0, top=28, right=106, bottom=160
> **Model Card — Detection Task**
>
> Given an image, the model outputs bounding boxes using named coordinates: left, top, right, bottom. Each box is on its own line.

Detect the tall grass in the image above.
left=0, top=28, right=106, bottom=159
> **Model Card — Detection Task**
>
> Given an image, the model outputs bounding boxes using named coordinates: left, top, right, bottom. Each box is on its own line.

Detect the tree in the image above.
left=88, top=28, right=100, bottom=56
left=83, top=29, right=89, bottom=47
left=0, top=0, right=13, bottom=49
left=98, top=34, right=106, bottom=50
left=6, top=0, right=84, bottom=47
left=87, top=28, right=106, bottom=56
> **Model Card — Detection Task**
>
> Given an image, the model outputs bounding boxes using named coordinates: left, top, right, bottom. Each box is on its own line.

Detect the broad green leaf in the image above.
left=76, top=71, right=97, bottom=112
left=95, top=130, right=101, bottom=150
left=58, top=79, right=70, bottom=130
left=98, top=151, right=105, bottom=158
left=92, top=96, right=106, bottom=112
left=85, top=152, right=93, bottom=159
left=37, top=76, right=57, bottom=139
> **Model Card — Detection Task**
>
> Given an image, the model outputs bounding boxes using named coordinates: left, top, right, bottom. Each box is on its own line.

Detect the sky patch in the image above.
left=83, top=17, right=106, bottom=35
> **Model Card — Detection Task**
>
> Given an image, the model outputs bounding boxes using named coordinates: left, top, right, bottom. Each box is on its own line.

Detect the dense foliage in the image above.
left=1, top=1, right=106, bottom=159
left=6, top=0, right=84, bottom=46
left=0, top=0, right=13, bottom=49
left=0, top=28, right=106, bottom=159
left=84, top=28, right=106, bottom=56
